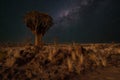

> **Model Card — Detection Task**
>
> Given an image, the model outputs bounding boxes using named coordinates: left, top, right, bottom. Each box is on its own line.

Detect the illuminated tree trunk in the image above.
left=35, top=34, right=42, bottom=46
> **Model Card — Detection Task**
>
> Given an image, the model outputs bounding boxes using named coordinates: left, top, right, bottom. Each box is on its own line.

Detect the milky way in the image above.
left=51, top=0, right=101, bottom=32
left=48, top=0, right=120, bottom=42
left=54, top=0, right=105, bottom=28
left=0, top=0, right=120, bottom=43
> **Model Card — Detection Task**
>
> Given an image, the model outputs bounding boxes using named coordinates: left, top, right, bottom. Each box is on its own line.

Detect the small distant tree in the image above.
left=24, top=11, right=53, bottom=46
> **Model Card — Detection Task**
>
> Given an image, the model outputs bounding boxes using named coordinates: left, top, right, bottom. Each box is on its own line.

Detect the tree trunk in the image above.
left=35, top=34, right=42, bottom=46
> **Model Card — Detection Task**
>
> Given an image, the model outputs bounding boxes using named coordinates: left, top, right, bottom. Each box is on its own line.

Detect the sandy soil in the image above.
left=80, top=66, right=120, bottom=80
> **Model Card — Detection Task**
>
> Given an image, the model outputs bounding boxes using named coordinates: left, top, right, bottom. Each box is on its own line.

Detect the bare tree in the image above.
left=24, top=11, right=53, bottom=46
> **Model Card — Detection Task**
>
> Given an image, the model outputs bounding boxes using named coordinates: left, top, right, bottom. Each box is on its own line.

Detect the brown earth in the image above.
left=0, top=43, right=120, bottom=80
left=80, top=66, right=120, bottom=80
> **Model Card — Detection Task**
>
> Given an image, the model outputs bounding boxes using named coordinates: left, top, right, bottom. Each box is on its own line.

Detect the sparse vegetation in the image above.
left=0, top=43, right=120, bottom=80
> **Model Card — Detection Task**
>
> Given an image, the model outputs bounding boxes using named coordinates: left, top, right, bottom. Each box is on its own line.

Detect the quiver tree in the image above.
left=24, top=11, right=53, bottom=46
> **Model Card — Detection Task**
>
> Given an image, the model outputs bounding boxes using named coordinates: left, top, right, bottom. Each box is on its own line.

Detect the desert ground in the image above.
left=0, top=43, right=120, bottom=80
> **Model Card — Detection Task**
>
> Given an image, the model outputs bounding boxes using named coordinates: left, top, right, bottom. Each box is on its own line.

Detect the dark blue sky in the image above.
left=0, top=0, right=120, bottom=43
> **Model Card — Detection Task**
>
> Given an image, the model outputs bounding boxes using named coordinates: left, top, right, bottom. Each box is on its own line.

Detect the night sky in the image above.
left=0, top=0, right=120, bottom=43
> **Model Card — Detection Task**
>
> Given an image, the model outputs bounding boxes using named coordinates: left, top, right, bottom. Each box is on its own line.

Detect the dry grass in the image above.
left=78, top=54, right=84, bottom=65
left=67, top=57, right=73, bottom=72
left=71, top=51, right=76, bottom=61
left=46, top=43, right=110, bottom=72
left=0, top=43, right=120, bottom=80
left=89, top=53, right=100, bottom=66
left=0, top=51, right=7, bottom=61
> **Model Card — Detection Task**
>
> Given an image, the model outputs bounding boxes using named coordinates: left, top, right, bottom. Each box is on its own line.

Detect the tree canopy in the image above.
left=24, top=11, right=53, bottom=46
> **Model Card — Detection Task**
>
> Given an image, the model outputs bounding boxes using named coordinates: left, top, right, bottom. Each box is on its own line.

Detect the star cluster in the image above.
left=0, top=0, right=120, bottom=43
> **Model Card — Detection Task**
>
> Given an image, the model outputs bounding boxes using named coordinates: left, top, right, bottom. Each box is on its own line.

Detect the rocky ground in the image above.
left=0, top=43, right=120, bottom=80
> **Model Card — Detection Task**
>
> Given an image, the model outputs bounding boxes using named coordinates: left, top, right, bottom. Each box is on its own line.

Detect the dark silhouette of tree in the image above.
left=24, top=11, right=53, bottom=46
